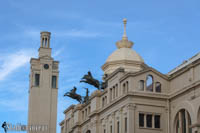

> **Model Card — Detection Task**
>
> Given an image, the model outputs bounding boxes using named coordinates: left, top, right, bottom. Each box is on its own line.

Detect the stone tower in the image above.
left=28, top=31, right=59, bottom=133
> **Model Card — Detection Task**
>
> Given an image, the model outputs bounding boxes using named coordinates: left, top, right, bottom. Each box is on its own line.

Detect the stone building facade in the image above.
left=59, top=19, right=200, bottom=133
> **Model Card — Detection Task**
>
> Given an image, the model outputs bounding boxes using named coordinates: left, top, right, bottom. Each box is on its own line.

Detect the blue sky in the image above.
left=0, top=0, right=200, bottom=133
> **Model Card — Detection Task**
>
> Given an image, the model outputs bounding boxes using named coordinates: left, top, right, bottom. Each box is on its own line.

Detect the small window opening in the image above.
left=52, top=76, right=57, bottom=88
left=35, top=74, right=40, bottom=86
left=155, top=82, right=161, bottom=93
left=146, top=75, right=153, bottom=92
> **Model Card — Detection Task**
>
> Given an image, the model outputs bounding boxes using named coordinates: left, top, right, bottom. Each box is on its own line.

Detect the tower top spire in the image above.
left=39, top=31, right=52, bottom=58
left=116, top=18, right=134, bottom=49
left=40, top=31, right=51, bottom=48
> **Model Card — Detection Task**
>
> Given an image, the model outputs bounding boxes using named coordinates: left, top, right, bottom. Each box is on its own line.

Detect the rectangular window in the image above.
left=146, top=114, right=152, bottom=128
left=125, top=117, right=127, bottom=133
left=102, top=98, right=105, bottom=107
left=116, top=84, right=118, bottom=97
left=110, top=125, right=112, bottom=133
left=139, top=113, right=144, bottom=127
left=110, top=88, right=112, bottom=101
left=104, top=129, right=106, bottom=133
left=154, top=115, right=160, bottom=128
left=82, top=111, right=84, bottom=120
left=117, top=121, right=120, bottom=133
left=52, top=76, right=57, bottom=88
left=35, top=74, right=40, bottom=86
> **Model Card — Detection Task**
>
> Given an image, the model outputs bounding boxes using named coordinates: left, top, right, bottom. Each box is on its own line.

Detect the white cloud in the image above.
left=0, top=50, right=36, bottom=81
left=52, top=48, right=64, bottom=57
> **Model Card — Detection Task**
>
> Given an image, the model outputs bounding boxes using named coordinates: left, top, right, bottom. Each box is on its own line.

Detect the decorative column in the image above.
left=110, top=88, right=112, bottom=102
left=152, top=115, right=155, bottom=128
left=185, top=110, right=189, bottom=133
left=144, top=114, right=146, bottom=128
left=179, top=112, right=182, bottom=133
left=112, top=113, right=115, bottom=133
left=127, top=104, right=136, bottom=133
left=106, top=117, right=109, bottom=133
left=119, top=108, right=123, bottom=133
left=113, top=87, right=115, bottom=100
left=144, top=80, right=147, bottom=92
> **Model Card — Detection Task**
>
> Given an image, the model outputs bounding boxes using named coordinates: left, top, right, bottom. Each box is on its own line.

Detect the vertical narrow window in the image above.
left=116, top=84, right=118, bottom=97
left=82, top=111, right=84, bottom=120
left=155, top=82, right=161, bottom=93
left=117, top=121, right=120, bottom=133
left=105, top=96, right=107, bottom=105
left=126, top=81, right=129, bottom=92
left=123, top=83, right=126, bottom=94
left=104, top=129, right=106, bottom=133
left=146, top=114, right=152, bottom=128
left=102, top=98, right=105, bottom=107
left=113, top=86, right=115, bottom=99
left=42, top=38, right=45, bottom=47
left=110, top=89, right=112, bottom=101
left=35, top=74, right=40, bottom=86
left=146, top=75, right=153, bottom=92
left=139, top=113, right=144, bottom=127
left=52, top=76, right=57, bottom=88
left=110, top=125, right=112, bottom=133
left=139, top=80, right=144, bottom=91
left=85, top=109, right=87, bottom=117
left=88, top=106, right=91, bottom=114
left=45, top=38, right=47, bottom=47
left=154, top=115, right=160, bottom=128
left=125, top=117, right=127, bottom=133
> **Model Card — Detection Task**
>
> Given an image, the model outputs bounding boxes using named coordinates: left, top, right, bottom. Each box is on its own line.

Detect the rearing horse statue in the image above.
left=80, top=71, right=107, bottom=90
left=64, top=86, right=83, bottom=103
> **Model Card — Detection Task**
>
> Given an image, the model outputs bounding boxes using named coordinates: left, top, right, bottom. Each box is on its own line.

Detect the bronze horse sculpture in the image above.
left=80, top=71, right=107, bottom=90
left=64, top=71, right=107, bottom=103
left=64, top=86, right=83, bottom=103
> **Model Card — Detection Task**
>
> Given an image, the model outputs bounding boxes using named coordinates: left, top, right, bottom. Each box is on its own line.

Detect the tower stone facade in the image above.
left=28, top=31, right=59, bottom=133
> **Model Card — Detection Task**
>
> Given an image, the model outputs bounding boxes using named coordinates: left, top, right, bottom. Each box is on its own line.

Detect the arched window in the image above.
left=146, top=75, right=153, bottom=92
left=175, top=109, right=192, bottom=133
left=86, top=130, right=91, bottom=133
left=155, top=82, right=161, bottom=92
left=138, top=80, right=144, bottom=91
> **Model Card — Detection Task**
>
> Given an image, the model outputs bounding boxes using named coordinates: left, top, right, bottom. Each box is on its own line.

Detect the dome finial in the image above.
left=123, top=18, right=128, bottom=40
left=116, top=18, right=134, bottom=49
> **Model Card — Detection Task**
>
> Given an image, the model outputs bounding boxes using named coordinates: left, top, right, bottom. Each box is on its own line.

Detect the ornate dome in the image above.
left=106, top=48, right=144, bottom=63
left=102, top=19, right=145, bottom=74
